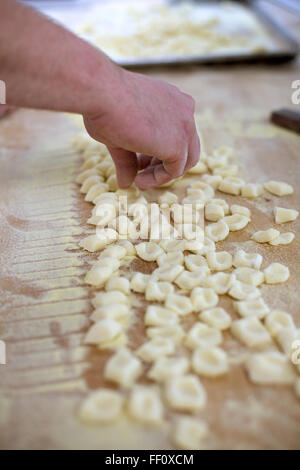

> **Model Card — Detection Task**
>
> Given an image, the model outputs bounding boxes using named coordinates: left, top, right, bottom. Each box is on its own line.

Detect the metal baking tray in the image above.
left=24, top=0, right=299, bottom=66
left=116, top=0, right=299, bottom=67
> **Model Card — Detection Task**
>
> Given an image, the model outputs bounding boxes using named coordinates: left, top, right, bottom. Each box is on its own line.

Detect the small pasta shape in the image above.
left=233, top=249, right=262, bottom=270
left=251, top=229, right=280, bottom=243
left=205, top=203, right=225, bottom=222
left=165, top=375, right=207, bottom=411
left=172, top=417, right=208, bottom=450
left=85, top=182, right=109, bottom=202
left=218, top=176, right=244, bottom=195
left=206, top=272, right=234, bottom=294
left=228, top=281, right=260, bottom=300
left=230, top=204, right=251, bottom=218
left=145, top=306, right=178, bottom=327
left=159, top=239, right=187, bottom=253
left=128, top=387, right=163, bottom=424
left=192, top=347, right=229, bottom=377
left=165, top=293, right=194, bottom=316
left=264, top=180, right=293, bottom=196
left=78, top=389, right=124, bottom=423
left=136, top=241, right=164, bottom=261
left=81, top=175, right=103, bottom=194
left=84, top=319, right=122, bottom=345
left=116, top=240, right=136, bottom=256
left=234, top=267, right=264, bottom=286
left=92, top=290, right=129, bottom=308
left=269, top=232, right=295, bottom=245
left=231, top=317, right=272, bottom=348
left=264, top=310, right=295, bottom=336
left=137, top=337, right=175, bottom=362
left=84, top=266, right=114, bottom=288
left=199, top=307, right=232, bottom=330
left=148, top=356, right=190, bottom=382
left=205, top=220, right=229, bottom=242
left=275, top=327, right=299, bottom=356
left=274, top=207, right=298, bottom=224
left=187, top=160, right=208, bottom=174
left=152, top=264, right=184, bottom=283
left=191, top=287, right=219, bottom=311
left=145, top=280, right=174, bottom=302
left=80, top=233, right=115, bottom=252
left=233, top=298, right=269, bottom=319
left=104, top=348, right=143, bottom=387
left=76, top=168, right=99, bottom=184
left=185, top=254, right=208, bottom=271
left=208, top=198, right=230, bottom=215
left=174, top=268, right=210, bottom=290
left=146, top=325, right=185, bottom=345
left=264, top=263, right=290, bottom=284
left=130, top=272, right=151, bottom=293
left=245, top=351, right=296, bottom=385
left=201, top=174, right=222, bottom=189
left=91, top=304, right=130, bottom=322
left=206, top=251, right=232, bottom=271
left=158, top=191, right=178, bottom=205
left=185, top=322, right=222, bottom=349
left=157, top=251, right=184, bottom=267
left=100, top=245, right=127, bottom=260
left=223, top=214, right=249, bottom=231
left=105, top=276, right=130, bottom=295
left=241, top=183, right=263, bottom=198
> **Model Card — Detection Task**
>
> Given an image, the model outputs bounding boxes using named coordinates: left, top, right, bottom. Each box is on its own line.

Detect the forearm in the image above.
left=0, top=0, right=121, bottom=116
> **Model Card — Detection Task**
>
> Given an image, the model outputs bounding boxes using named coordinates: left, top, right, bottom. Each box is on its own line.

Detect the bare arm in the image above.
left=0, top=0, right=200, bottom=188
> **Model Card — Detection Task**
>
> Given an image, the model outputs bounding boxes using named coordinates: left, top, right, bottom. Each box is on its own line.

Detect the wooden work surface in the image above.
left=0, top=1, right=300, bottom=450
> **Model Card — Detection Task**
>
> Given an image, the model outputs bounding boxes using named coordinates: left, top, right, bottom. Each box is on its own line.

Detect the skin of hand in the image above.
left=84, top=69, right=200, bottom=189
left=1, top=0, right=200, bottom=189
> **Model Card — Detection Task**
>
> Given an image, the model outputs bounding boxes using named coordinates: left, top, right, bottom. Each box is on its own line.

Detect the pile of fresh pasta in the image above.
left=71, top=115, right=299, bottom=449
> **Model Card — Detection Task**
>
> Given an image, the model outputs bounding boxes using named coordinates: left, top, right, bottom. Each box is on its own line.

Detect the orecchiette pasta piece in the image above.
left=264, top=310, right=295, bottom=336
left=158, top=191, right=178, bottom=205
left=128, top=387, right=163, bottom=424
left=104, top=348, right=143, bottom=387
left=100, top=245, right=127, bottom=260
left=234, top=267, right=264, bottom=286
left=185, top=322, right=222, bottom=350
left=116, top=240, right=136, bottom=256
left=159, top=239, right=187, bottom=253
left=233, top=249, right=262, bottom=270
left=187, top=237, right=215, bottom=256
left=233, top=298, right=269, bottom=319
left=213, top=165, right=239, bottom=177
left=148, top=356, right=190, bottom=382
left=78, top=389, right=124, bottom=423
left=172, top=417, right=208, bottom=450
left=130, top=273, right=151, bottom=293
left=185, top=254, right=208, bottom=272
left=84, top=266, right=114, bottom=288
left=245, top=351, right=296, bottom=384
left=206, top=251, right=232, bottom=271
left=206, top=272, right=234, bottom=294
left=231, top=204, right=251, bottom=218
left=80, top=175, right=103, bottom=194
left=113, top=215, right=136, bottom=238
left=145, top=281, right=174, bottom=302
left=241, top=183, right=263, bottom=198
left=146, top=325, right=185, bottom=345
left=137, top=337, right=175, bottom=363
left=94, top=257, right=120, bottom=272
left=165, top=375, right=206, bottom=411
left=145, top=306, right=178, bottom=327
left=223, top=214, right=250, bottom=231
left=274, top=207, right=298, bottom=224
left=93, top=191, right=117, bottom=204
left=213, top=145, right=235, bottom=159
left=275, top=327, right=299, bottom=356
left=152, top=264, right=184, bottom=283
left=205, top=220, right=229, bottom=242
left=228, top=281, right=260, bottom=300
left=105, top=276, right=130, bottom=295
left=207, top=155, right=229, bottom=170
left=187, top=160, right=208, bottom=174
left=264, top=263, right=290, bottom=284
left=107, top=174, right=118, bottom=191
left=174, top=268, right=210, bottom=290
left=201, top=174, right=222, bottom=189
left=80, top=154, right=100, bottom=171
left=199, top=307, right=232, bottom=330
left=136, top=242, right=164, bottom=262
left=157, top=251, right=184, bottom=267
left=269, top=232, right=295, bottom=245
left=218, top=176, right=244, bottom=195
left=92, top=290, right=129, bottom=308
left=84, top=319, right=122, bottom=345
left=85, top=182, right=109, bottom=202
left=76, top=168, right=99, bottom=184
left=191, top=287, right=219, bottom=311
left=264, top=180, right=293, bottom=196
left=80, top=233, right=115, bottom=252
left=231, top=317, right=272, bottom=348
left=165, top=293, right=194, bottom=316
left=91, top=304, right=130, bottom=322
left=187, top=182, right=214, bottom=200
left=205, top=203, right=225, bottom=222
left=192, top=347, right=229, bottom=377
left=208, top=198, right=230, bottom=215
left=251, top=229, right=280, bottom=243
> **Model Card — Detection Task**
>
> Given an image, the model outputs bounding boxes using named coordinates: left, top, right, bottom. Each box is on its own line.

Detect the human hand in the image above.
left=83, top=68, right=200, bottom=189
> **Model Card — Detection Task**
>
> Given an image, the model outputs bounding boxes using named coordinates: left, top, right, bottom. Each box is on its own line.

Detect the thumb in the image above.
left=108, top=147, right=138, bottom=189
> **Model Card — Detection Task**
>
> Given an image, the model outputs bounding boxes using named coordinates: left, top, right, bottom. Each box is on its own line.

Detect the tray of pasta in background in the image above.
left=27, top=0, right=299, bottom=66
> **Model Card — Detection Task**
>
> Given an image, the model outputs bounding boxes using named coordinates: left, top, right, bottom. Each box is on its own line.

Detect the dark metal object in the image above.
left=271, top=108, right=300, bottom=133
